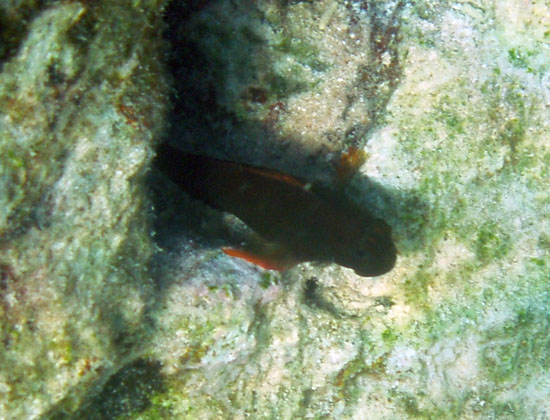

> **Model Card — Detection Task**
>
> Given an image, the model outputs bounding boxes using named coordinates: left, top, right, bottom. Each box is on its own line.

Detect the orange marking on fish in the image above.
left=336, top=146, right=368, bottom=182
left=245, top=166, right=306, bottom=188
left=222, top=248, right=295, bottom=271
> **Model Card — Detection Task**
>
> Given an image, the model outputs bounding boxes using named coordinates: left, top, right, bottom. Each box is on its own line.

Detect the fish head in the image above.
left=335, top=217, right=397, bottom=277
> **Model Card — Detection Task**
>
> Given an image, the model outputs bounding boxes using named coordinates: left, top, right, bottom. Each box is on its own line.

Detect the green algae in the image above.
left=78, top=359, right=165, bottom=419
left=433, top=94, right=466, bottom=135
left=481, top=303, right=550, bottom=385
left=259, top=271, right=280, bottom=289
left=474, top=222, right=512, bottom=265
left=507, top=48, right=532, bottom=69
left=133, top=389, right=183, bottom=420
left=274, top=37, right=329, bottom=73
left=381, top=327, right=399, bottom=346
left=402, top=268, right=433, bottom=308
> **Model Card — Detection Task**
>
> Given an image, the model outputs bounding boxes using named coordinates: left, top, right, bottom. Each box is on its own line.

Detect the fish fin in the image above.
left=335, top=146, right=368, bottom=183
left=222, top=247, right=298, bottom=271
left=244, top=166, right=306, bottom=189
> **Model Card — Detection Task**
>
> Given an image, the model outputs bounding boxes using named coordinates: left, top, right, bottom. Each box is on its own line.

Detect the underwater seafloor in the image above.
left=1, top=0, right=550, bottom=419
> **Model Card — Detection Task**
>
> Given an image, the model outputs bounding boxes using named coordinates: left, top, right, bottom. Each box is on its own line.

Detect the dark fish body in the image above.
left=155, top=143, right=396, bottom=276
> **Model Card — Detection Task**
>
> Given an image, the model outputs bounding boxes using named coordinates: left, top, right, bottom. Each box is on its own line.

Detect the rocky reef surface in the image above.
left=0, top=1, right=167, bottom=418
left=1, top=1, right=550, bottom=419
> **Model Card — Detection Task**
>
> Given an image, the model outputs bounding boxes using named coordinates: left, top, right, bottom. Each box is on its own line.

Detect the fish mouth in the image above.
left=353, top=250, right=397, bottom=277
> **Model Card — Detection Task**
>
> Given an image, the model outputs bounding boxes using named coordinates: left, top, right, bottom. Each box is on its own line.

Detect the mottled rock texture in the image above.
left=2, top=0, right=550, bottom=419
left=0, top=1, right=168, bottom=418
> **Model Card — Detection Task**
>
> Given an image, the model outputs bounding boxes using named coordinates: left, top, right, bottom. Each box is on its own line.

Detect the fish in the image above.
left=154, top=143, right=396, bottom=276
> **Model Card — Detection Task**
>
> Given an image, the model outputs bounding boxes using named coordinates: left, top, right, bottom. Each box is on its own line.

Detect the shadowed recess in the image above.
left=42, top=359, right=165, bottom=420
